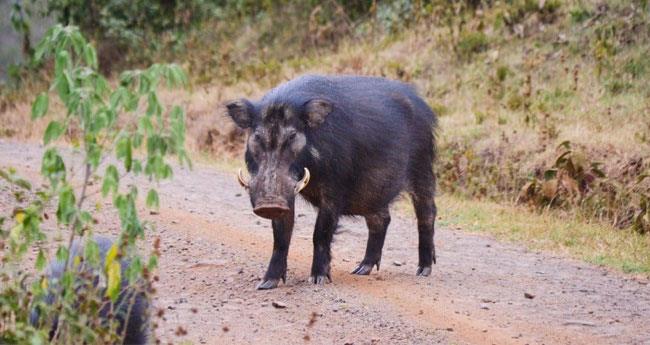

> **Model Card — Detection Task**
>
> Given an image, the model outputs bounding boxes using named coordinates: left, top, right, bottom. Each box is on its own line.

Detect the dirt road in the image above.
left=1, top=139, right=649, bottom=345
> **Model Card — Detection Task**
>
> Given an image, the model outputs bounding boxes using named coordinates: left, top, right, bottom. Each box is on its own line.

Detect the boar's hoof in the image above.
left=309, top=274, right=331, bottom=285
left=416, top=266, right=432, bottom=277
left=256, top=279, right=281, bottom=290
left=351, top=262, right=378, bottom=275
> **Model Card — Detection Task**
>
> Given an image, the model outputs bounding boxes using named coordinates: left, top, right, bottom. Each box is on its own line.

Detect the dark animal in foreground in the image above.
left=226, top=75, right=438, bottom=289
left=30, top=236, right=149, bottom=344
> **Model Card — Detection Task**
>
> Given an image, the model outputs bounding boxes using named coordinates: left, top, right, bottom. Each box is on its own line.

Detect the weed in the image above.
left=456, top=31, right=489, bottom=61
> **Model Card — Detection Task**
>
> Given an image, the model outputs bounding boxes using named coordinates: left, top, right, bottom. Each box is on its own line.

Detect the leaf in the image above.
left=69, top=29, right=86, bottom=56
left=138, top=116, right=153, bottom=135
left=104, top=242, right=119, bottom=272
left=83, top=240, right=100, bottom=268
left=32, top=93, right=49, bottom=119
left=41, top=148, right=66, bottom=187
left=126, top=257, right=142, bottom=283
left=86, top=139, right=102, bottom=168
left=105, top=260, right=121, bottom=302
left=116, top=136, right=133, bottom=172
left=104, top=241, right=122, bottom=301
left=35, top=249, right=47, bottom=270
left=146, top=92, right=162, bottom=117
left=14, top=178, right=32, bottom=190
left=15, top=211, right=25, bottom=224
left=43, top=121, right=65, bottom=145
left=54, top=50, right=70, bottom=77
left=40, top=276, right=49, bottom=291
left=54, top=71, right=71, bottom=102
left=543, top=169, right=557, bottom=181
left=147, top=254, right=158, bottom=271
left=83, top=43, right=98, bottom=69
left=109, top=87, right=127, bottom=111
left=132, top=160, right=143, bottom=174
left=101, top=165, right=120, bottom=197
left=56, top=185, right=76, bottom=225
left=73, top=254, right=81, bottom=268
left=55, top=245, right=69, bottom=262
left=170, top=105, right=187, bottom=150
left=146, top=189, right=159, bottom=209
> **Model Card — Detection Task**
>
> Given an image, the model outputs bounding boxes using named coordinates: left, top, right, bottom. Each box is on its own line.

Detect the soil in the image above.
left=1, top=139, right=649, bottom=345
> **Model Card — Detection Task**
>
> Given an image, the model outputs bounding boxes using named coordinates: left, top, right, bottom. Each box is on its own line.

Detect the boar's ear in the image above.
left=304, top=99, right=332, bottom=128
left=225, top=99, right=255, bottom=129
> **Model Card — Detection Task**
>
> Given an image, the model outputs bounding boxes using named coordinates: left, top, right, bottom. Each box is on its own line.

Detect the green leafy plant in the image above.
left=456, top=31, right=489, bottom=62
left=0, top=24, right=188, bottom=344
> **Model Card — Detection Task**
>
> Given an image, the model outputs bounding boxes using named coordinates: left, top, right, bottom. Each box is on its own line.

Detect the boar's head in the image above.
left=225, top=97, right=331, bottom=219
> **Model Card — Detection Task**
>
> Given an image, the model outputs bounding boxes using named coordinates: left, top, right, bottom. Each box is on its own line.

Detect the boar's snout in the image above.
left=253, top=200, right=291, bottom=219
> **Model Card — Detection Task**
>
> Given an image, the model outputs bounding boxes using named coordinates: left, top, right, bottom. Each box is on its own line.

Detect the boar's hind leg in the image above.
left=352, top=209, right=391, bottom=275
left=257, top=210, right=294, bottom=290
left=310, top=209, right=339, bottom=284
left=410, top=167, right=437, bottom=277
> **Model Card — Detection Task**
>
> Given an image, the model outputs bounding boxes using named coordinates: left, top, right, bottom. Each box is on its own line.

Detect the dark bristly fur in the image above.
left=31, top=236, right=149, bottom=344
left=226, top=74, right=438, bottom=289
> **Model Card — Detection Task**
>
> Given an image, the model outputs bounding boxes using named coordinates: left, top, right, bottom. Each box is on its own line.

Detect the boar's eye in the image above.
left=287, top=131, right=297, bottom=141
left=250, top=132, right=266, bottom=151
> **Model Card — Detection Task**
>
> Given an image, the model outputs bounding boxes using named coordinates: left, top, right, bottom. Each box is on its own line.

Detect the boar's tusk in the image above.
left=237, top=168, right=250, bottom=189
left=294, top=168, right=310, bottom=194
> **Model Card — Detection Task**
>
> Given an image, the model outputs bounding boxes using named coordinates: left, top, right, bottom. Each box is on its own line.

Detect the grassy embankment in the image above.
left=2, top=1, right=649, bottom=275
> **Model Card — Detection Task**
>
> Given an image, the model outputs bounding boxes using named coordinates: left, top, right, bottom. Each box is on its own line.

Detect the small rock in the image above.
left=480, top=303, right=489, bottom=310
left=445, top=327, right=454, bottom=332
left=563, top=320, right=596, bottom=327
left=392, top=261, right=403, bottom=266
left=524, top=292, right=535, bottom=299
left=272, top=301, right=287, bottom=309
left=167, top=305, right=176, bottom=310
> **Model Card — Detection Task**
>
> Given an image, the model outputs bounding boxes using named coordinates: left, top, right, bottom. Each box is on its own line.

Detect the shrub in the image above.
left=0, top=25, right=188, bottom=344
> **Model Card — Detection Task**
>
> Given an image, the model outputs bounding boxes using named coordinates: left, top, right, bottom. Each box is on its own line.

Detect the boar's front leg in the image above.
left=352, top=208, right=390, bottom=275
left=310, top=209, right=339, bottom=284
left=257, top=209, right=294, bottom=290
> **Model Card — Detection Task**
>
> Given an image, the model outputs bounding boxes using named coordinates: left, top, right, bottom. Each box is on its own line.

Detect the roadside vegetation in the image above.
left=1, top=0, right=649, bottom=274
left=1, top=25, right=188, bottom=343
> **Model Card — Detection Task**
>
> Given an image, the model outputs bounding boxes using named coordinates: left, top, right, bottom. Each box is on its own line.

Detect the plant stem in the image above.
left=51, top=162, right=92, bottom=340
left=62, top=162, right=91, bottom=271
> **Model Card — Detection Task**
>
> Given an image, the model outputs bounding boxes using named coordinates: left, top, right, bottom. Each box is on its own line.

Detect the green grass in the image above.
left=398, top=194, right=650, bottom=276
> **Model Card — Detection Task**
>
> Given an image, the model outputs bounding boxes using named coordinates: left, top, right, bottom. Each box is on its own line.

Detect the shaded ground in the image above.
left=1, top=139, right=649, bottom=345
